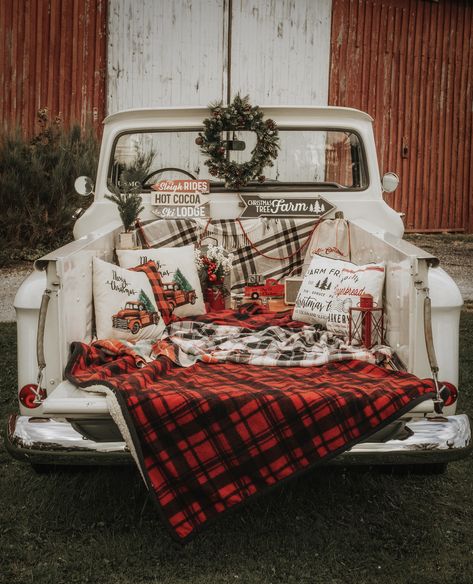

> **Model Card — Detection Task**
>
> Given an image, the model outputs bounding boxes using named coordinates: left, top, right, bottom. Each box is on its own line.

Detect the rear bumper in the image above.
left=329, top=414, right=472, bottom=466
left=6, top=413, right=472, bottom=467
left=5, top=415, right=131, bottom=466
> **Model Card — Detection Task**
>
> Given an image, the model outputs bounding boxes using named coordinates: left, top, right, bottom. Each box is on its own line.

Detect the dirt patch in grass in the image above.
left=1, top=316, right=472, bottom=584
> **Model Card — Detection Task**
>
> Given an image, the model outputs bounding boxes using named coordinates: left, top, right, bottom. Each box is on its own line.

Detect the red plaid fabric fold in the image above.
left=130, top=261, right=174, bottom=325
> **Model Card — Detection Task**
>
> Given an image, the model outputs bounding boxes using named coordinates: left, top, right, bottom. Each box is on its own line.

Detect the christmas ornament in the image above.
left=196, top=94, right=280, bottom=189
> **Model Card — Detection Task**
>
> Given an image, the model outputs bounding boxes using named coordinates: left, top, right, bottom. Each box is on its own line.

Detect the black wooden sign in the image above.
left=239, top=195, right=335, bottom=219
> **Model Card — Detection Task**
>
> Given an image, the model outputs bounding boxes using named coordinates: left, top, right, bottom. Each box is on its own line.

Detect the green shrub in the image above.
left=0, top=109, right=99, bottom=251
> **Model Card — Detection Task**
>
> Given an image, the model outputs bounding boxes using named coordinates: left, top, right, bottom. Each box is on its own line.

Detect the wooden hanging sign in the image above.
left=151, top=179, right=210, bottom=196
left=151, top=179, right=210, bottom=219
left=239, top=194, right=335, bottom=219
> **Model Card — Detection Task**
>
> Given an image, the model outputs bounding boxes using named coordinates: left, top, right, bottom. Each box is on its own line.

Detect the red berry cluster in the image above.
left=202, top=256, right=218, bottom=283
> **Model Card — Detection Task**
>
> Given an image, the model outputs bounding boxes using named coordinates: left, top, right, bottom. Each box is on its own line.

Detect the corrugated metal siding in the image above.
left=0, top=0, right=107, bottom=136
left=330, top=0, right=473, bottom=232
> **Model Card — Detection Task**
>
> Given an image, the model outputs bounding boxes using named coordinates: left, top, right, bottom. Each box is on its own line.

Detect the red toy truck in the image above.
left=244, top=276, right=285, bottom=299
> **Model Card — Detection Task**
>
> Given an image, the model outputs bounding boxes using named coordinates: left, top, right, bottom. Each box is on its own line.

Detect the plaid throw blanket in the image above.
left=156, top=313, right=391, bottom=368
left=66, top=307, right=435, bottom=542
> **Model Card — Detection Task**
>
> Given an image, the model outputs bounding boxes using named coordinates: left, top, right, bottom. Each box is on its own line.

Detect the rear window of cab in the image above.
left=109, top=128, right=369, bottom=192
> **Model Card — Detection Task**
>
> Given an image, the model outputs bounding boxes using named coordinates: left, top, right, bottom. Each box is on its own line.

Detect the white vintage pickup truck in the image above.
left=6, top=106, right=471, bottom=477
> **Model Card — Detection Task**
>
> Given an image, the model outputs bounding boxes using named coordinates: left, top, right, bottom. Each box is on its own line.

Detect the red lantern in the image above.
left=348, top=294, right=384, bottom=348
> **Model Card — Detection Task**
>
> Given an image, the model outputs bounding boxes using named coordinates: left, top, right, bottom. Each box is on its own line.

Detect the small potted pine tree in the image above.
left=105, top=187, right=144, bottom=249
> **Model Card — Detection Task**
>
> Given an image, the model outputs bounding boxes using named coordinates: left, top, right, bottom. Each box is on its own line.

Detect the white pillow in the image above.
left=292, top=255, right=348, bottom=325
left=326, top=262, right=385, bottom=336
left=93, top=257, right=166, bottom=341
left=117, top=245, right=205, bottom=317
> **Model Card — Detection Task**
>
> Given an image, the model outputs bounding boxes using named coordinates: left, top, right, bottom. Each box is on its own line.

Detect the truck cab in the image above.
left=6, top=106, right=471, bottom=470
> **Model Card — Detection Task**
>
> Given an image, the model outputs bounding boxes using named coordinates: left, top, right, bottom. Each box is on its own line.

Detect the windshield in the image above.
left=108, top=129, right=368, bottom=191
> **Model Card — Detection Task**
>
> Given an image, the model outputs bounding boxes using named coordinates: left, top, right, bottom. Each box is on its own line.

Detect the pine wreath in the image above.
left=195, top=95, right=280, bottom=189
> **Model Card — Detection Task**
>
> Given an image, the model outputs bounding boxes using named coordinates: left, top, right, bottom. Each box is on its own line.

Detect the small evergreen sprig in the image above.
left=105, top=182, right=144, bottom=232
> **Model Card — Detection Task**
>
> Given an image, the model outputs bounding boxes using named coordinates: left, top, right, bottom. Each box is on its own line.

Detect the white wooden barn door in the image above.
left=107, top=0, right=332, bottom=113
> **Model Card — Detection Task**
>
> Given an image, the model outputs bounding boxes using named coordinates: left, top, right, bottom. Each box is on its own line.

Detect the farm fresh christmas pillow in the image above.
left=93, top=257, right=166, bottom=341
left=326, top=262, right=385, bottom=336
left=117, top=245, right=205, bottom=317
left=292, top=255, right=348, bottom=325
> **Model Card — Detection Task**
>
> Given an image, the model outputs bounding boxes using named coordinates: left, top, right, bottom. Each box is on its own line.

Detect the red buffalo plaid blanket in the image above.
left=66, top=306, right=435, bottom=542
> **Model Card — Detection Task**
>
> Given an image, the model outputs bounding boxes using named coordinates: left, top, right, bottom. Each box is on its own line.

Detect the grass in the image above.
left=1, top=316, right=472, bottom=584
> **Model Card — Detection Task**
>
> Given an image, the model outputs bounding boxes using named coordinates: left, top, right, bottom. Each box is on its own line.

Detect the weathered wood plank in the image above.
left=229, top=0, right=332, bottom=105
left=107, top=0, right=228, bottom=112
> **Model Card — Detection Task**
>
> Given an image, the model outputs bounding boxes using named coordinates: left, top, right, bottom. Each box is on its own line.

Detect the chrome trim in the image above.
left=6, top=415, right=130, bottom=465
left=326, top=415, right=472, bottom=466
left=6, top=414, right=471, bottom=467
left=351, top=415, right=471, bottom=452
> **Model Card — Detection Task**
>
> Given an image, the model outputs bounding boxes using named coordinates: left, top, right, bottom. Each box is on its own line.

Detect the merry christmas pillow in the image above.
left=93, top=257, right=166, bottom=341
left=117, top=245, right=205, bottom=317
left=326, top=262, right=385, bottom=336
left=292, top=255, right=348, bottom=326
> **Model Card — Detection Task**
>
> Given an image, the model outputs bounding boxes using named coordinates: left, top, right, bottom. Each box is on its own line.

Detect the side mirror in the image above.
left=74, top=176, right=94, bottom=196
left=381, top=172, right=399, bottom=193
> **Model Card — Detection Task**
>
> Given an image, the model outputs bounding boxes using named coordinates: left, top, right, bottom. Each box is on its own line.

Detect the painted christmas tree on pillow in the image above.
left=174, top=268, right=193, bottom=292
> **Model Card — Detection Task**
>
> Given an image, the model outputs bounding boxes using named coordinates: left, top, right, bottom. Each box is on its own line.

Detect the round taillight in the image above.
left=18, top=384, right=47, bottom=409
left=439, top=382, right=458, bottom=407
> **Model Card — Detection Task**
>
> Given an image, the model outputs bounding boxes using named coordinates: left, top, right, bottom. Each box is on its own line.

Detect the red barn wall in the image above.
left=0, top=0, right=107, bottom=136
left=330, top=0, right=473, bottom=232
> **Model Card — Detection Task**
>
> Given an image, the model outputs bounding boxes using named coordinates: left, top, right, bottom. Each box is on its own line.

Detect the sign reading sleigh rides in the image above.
left=151, top=179, right=210, bottom=218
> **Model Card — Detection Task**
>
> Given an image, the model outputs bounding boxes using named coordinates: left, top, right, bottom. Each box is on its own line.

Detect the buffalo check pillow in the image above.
left=93, top=257, right=166, bottom=341
left=117, top=245, right=205, bottom=317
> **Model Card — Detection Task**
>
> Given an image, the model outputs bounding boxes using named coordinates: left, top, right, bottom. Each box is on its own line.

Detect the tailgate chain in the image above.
left=36, top=288, right=52, bottom=387
left=424, top=290, right=443, bottom=413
